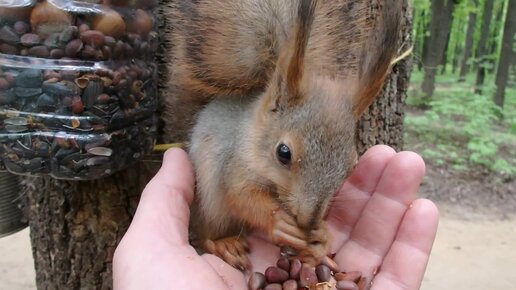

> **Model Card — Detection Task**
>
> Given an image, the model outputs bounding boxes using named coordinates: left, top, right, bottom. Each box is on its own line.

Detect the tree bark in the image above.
left=24, top=1, right=412, bottom=289
left=474, top=0, right=495, bottom=94
left=440, top=29, right=452, bottom=74
left=451, top=33, right=462, bottom=75
left=421, top=0, right=456, bottom=98
left=357, top=0, right=412, bottom=154
left=24, top=167, right=156, bottom=290
left=459, top=1, right=478, bottom=82
left=450, top=15, right=464, bottom=75
left=413, top=7, right=422, bottom=71
left=494, top=0, right=516, bottom=108
left=487, top=1, right=505, bottom=75
left=420, top=9, right=430, bottom=72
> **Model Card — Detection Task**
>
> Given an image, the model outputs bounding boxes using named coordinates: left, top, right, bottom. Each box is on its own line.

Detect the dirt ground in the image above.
left=1, top=162, right=515, bottom=290
left=0, top=228, right=35, bottom=290
left=418, top=166, right=516, bottom=290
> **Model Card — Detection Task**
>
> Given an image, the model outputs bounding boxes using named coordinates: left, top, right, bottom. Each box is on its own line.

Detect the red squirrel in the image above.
left=166, top=0, right=402, bottom=270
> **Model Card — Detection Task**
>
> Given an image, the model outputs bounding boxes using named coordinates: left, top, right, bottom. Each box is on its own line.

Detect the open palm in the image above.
left=113, top=146, right=438, bottom=290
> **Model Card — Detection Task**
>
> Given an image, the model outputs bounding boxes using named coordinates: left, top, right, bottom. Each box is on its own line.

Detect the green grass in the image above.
left=405, top=69, right=516, bottom=177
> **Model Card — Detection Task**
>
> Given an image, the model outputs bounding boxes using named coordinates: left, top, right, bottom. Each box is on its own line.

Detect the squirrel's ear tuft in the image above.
left=269, top=0, right=318, bottom=111
left=353, top=0, right=403, bottom=118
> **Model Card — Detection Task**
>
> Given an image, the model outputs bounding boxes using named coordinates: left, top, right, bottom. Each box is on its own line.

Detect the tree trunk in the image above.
left=24, top=1, right=412, bottom=289
left=440, top=30, right=451, bottom=74
left=494, top=0, right=516, bottom=108
left=420, top=9, right=431, bottom=72
left=421, top=0, right=456, bottom=98
left=24, top=167, right=156, bottom=290
left=487, top=1, right=505, bottom=75
left=450, top=15, right=464, bottom=75
left=356, top=53, right=411, bottom=154
left=357, top=0, right=412, bottom=154
left=451, top=34, right=462, bottom=75
left=413, top=7, right=423, bottom=71
left=459, top=1, right=478, bottom=81
left=474, top=0, right=495, bottom=94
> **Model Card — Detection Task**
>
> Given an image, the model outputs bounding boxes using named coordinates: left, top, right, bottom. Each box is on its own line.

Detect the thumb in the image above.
left=129, top=148, right=195, bottom=245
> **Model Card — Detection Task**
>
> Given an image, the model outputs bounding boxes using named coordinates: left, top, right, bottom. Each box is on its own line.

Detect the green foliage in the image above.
left=406, top=71, right=516, bottom=177
left=444, top=0, right=470, bottom=71
left=411, top=0, right=432, bottom=62
left=412, top=0, right=509, bottom=73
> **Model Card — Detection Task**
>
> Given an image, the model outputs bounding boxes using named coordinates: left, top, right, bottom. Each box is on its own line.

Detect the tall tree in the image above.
left=451, top=36, right=463, bottom=74
left=25, top=0, right=413, bottom=288
left=415, top=8, right=428, bottom=71
left=421, top=0, right=457, bottom=97
left=413, top=0, right=431, bottom=71
left=451, top=14, right=466, bottom=74
left=440, top=30, right=452, bottom=74
left=487, top=0, right=506, bottom=75
left=494, top=0, right=516, bottom=108
left=474, top=0, right=495, bottom=94
left=459, top=0, right=478, bottom=81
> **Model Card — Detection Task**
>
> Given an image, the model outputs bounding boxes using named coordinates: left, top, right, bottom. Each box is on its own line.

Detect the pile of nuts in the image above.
left=248, top=255, right=373, bottom=290
left=0, top=0, right=159, bottom=179
left=0, top=1, right=158, bottom=61
left=0, top=118, right=157, bottom=179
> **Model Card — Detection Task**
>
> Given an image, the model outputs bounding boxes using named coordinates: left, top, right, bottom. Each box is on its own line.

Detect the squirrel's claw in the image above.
left=204, top=237, right=251, bottom=271
left=270, top=209, right=308, bottom=249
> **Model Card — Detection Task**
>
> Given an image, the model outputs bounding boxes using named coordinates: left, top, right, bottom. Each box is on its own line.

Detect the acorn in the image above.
left=91, top=7, right=126, bottom=38
left=30, top=2, right=73, bottom=37
left=126, top=9, right=154, bottom=35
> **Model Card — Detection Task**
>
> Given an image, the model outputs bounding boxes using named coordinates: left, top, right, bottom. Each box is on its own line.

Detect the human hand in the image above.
left=113, top=145, right=438, bottom=290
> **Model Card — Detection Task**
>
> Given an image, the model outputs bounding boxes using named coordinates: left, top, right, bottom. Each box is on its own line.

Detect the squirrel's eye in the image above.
left=276, top=143, right=292, bottom=166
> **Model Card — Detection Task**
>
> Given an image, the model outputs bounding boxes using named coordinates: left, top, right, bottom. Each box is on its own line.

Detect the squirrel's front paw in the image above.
left=298, top=222, right=331, bottom=266
left=269, top=209, right=308, bottom=250
left=203, top=236, right=250, bottom=271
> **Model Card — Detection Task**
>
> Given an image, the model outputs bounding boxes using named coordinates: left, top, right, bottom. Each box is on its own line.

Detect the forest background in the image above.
left=410, top=0, right=514, bottom=179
